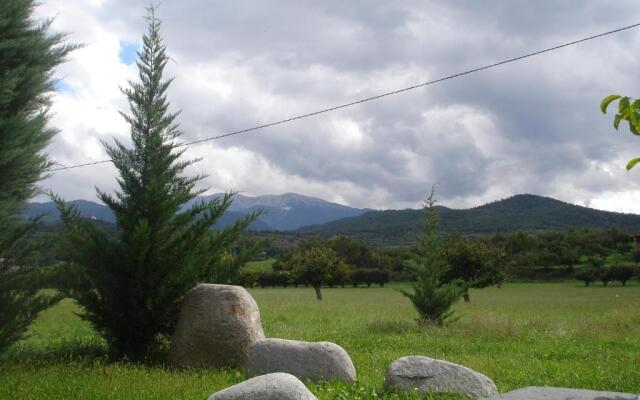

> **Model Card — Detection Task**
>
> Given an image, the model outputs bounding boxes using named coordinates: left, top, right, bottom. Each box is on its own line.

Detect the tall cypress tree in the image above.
left=55, top=7, right=257, bottom=360
left=399, top=188, right=464, bottom=325
left=0, top=0, right=76, bottom=352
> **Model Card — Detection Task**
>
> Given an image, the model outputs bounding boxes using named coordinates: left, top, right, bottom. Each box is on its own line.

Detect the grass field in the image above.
left=1, top=283, right=639, bottom=399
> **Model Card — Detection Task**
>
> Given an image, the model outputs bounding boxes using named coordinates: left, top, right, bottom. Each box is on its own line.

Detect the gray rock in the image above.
left=483, top=386, right=636, bottom=400
left=207, top=373, right=317, bottom=400
left=169, top=284, right=265, bottom=369
left=246, top=338, right=357, bottom=382
left=385, top=356, right=498, bottom=398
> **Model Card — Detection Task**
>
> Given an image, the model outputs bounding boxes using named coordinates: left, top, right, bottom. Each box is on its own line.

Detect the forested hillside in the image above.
left=299, top=194, right=640, bottom=244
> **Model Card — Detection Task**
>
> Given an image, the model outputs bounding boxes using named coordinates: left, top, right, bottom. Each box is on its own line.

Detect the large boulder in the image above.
left=207, top=373, right=317, bottom=400
left=169, top=284, right=265, bottom=369
left=385, top=356, right=498, bottom=398
left=246, top=338, right=357, bottom=382
left=482, top=386, right=636, bottom=400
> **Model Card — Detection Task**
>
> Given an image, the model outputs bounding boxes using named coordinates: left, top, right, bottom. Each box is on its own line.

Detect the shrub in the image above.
left=376, top=269, right=390, bottom=287
left=599, top=268, right=613, bottom=287
left=574, top=268, right=598, bottom=286
left=237, top=270, right=258, bottom=288
left=256, top=271, right=290, bottom=288
left=609, top=266, right=636, bottom=286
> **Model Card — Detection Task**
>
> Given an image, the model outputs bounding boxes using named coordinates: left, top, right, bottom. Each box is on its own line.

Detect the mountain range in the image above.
left=23, top=193, right=369, bottom=231
left=23, top=193, right=640, bottom=243
left=298, top=194, right=640, bottom=244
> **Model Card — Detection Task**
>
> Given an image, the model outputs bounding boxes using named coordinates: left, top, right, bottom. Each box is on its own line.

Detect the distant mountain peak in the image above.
left=25, top=192, right=368, bottom=232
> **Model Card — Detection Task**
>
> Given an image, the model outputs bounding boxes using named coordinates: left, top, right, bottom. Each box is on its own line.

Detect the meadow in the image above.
left=1, top=283, right=639, bottom=399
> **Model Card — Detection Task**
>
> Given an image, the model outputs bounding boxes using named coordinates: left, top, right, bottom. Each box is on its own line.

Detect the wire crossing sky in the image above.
left=36, top=0, right=640, bottom=212
left=46, top=22, right=640, bottom=174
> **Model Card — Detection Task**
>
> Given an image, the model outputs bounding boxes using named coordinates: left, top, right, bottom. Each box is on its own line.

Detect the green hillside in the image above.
left=298, top=194, right=640, bottom=244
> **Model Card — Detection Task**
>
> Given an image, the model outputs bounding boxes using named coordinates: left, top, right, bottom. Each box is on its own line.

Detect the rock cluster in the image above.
left=170, top=285, right=634, bottom=400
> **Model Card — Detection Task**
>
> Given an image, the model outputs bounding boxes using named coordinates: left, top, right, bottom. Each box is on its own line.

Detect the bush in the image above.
left=376, top=269, right=390, bottom=287
left=599, top=268, right=613, bottom=287
left=237, top=270, right=258, bottom=287
left=256, top=271, right=290, bottom=288
left=574, top=268, right=599, bottom=286
left=350, top=268, right=388, bottom=287
left=609, top=266, right=636, bottom=286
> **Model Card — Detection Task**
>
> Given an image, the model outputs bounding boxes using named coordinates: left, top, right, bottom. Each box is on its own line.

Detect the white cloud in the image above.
left=32, top=0, right=640, bottom=213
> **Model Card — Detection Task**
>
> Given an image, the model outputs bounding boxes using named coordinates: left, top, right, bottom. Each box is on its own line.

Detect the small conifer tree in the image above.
left=399, top=188, right=464, bottom=325
left=55, top=7, right=256, bottom=360
left=0, top=0, right=76, bottom=352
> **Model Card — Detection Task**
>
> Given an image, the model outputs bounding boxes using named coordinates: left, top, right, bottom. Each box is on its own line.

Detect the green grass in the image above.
left=1, top=283, right=639, bottom=399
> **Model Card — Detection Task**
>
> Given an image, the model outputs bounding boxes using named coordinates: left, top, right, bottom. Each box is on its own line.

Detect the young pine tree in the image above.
left=0, top=0, right=76, bottom=352
left=54, top=8, right=256, bottom=360
left=399, top=188, right=464, bottom=325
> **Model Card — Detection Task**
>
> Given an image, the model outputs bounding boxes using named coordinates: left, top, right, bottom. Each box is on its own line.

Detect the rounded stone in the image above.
left=169, top=284, right=265, bottom=369
left=207, top=373, right=317, bottom=400
left=246, top=338, right=357, bottom=382
left=482, top=386, right=637, bottom=400
left=385, top=356, right=498, bottom=398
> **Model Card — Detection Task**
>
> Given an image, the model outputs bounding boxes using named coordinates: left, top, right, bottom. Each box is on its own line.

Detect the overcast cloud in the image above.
left=35, top=0, right=640, bottom=212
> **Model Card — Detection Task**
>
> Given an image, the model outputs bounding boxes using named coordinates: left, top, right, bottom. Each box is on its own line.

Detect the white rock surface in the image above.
left=385, top=356, right=498, bottom=398
left=169, top=284, right=265, bottom=369
left=207, top=373, right=317, bottom=400
left=246, top=338, right=357, bottom=382
left=483, top=386, right=636, bottom=400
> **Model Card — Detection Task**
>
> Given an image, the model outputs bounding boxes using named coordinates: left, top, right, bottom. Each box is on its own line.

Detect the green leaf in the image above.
left=626, top=158, right=640, bottom=171
left=630, top=120, right=640, bottom=135
left=600, top=94, right=621, bottom=113
left=619, top=97, right=631, bottom=113
left=613, top=114, right=622, bottom=130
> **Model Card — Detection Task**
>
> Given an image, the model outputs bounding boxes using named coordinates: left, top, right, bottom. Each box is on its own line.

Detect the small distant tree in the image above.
left=632, top=251, right=640, bottom=267
left=0, top=0, right=76, bottom=353
left=609, top=266, right=635, bottom=286
left=443, top=238, right=507, bottom=302
left=289, top=245, right=347, bottom=300
left=54, top=9, right=256, bottom=360
left=208, top=240, right=263, bottom=285
left=574, top=268, right=598, bottom=287
left=559, top=246, right=579, bottom=273
left=375, top=269, right=390, bottom=287
left=399, top=188, right=464, bottom=325
left=587, top=255, right=605, bottom=270
left=599, top=268, right=613, bottom=287
left=327, top=235, right=374, bottom=269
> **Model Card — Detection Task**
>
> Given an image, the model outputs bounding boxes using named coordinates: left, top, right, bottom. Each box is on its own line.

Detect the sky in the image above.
left=35, top=0, right=640, bottom=212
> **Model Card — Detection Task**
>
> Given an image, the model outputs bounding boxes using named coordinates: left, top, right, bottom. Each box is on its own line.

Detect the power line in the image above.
left=46, top=22, right=640, bottom=174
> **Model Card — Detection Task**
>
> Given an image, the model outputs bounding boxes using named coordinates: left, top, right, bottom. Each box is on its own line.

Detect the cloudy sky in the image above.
left=35, top=0, right=640, bottom=212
